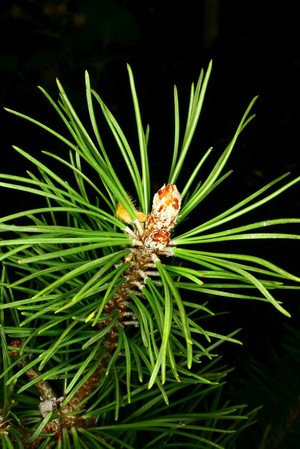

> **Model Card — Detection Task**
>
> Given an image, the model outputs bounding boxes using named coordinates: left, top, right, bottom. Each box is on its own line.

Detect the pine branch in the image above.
left=1, top=62, right=299, bottom=448
left=266, top=395, right=300, bottom=449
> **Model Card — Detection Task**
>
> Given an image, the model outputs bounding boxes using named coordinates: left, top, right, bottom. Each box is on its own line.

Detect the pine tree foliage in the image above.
left=0, top=62, right=299, bottom=448
left=231, top=322, right=300, bottom=449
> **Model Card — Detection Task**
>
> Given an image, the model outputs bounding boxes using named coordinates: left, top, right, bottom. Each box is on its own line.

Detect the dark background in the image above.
left=1, top=0, right=300, bottom=372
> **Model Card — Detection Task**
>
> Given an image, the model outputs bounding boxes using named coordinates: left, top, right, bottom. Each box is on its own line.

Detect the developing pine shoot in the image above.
left=0, top=61, right=300, bottom=448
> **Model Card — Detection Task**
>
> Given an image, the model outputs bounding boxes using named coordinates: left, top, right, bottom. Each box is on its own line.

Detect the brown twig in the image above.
left=6, top=184, right=181, bottom=447
left=266, top=395, right=300, bottom=449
